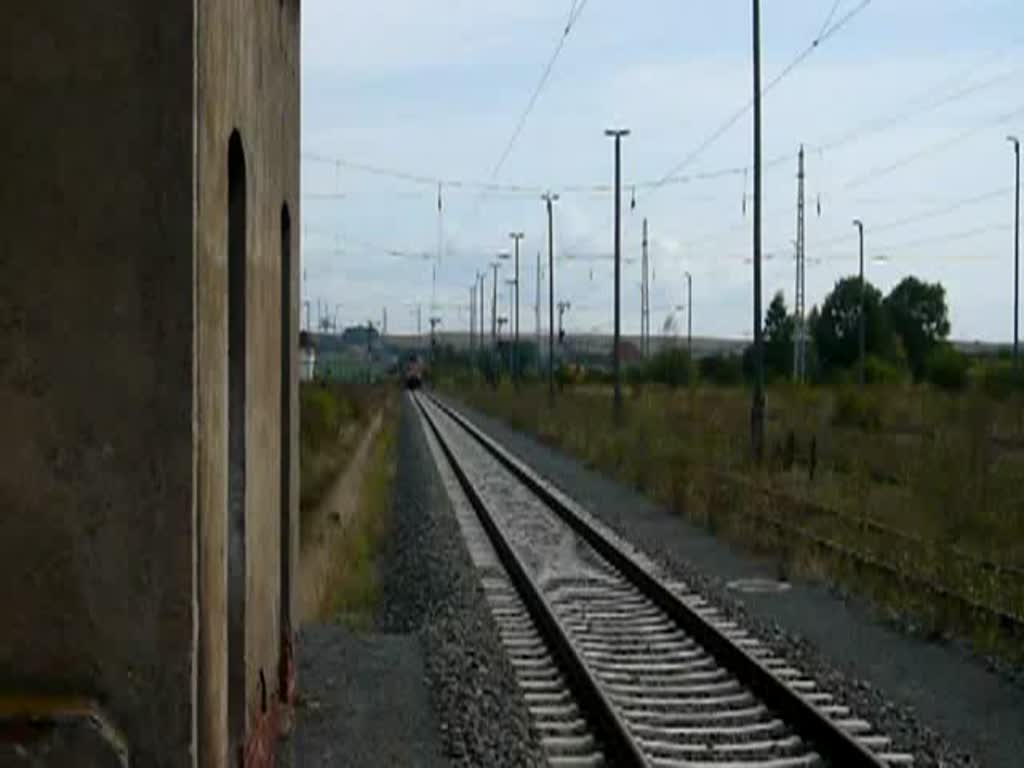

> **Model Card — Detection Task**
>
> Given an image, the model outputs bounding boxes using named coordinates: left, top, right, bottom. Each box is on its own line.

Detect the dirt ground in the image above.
left=298, top=412, right=383, bottom=623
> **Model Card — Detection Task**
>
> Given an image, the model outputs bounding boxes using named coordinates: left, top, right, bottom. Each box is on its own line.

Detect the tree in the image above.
left=883, top=276, right=950, bottom=380
left=763, top=291, right=794, bottom=379
left=812, top=276, right=892, bottom=374
left=924, top=343, right=970, bottom=391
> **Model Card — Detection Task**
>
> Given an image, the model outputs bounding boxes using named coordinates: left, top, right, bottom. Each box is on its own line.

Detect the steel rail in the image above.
left=413, top=393, right=651, bottom=767
left=424, top=391, right=888, bottom=767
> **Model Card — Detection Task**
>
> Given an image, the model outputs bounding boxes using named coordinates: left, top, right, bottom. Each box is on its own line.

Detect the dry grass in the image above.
left=299, top=381, right=386, bottom=538
left=445, top=378, right=1024, bottom=660
left=323, top=399, right=397, bottom=628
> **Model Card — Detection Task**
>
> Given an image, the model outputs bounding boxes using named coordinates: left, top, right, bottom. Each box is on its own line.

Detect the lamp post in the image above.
left=750, top=0, right=765, bottom=464
left=490, top=262, right=500, bottom=346
left=1009, top=135, right=1020, bottom=371
left=505, top=277, right=517, bottom=373
left=509, top=232, right=524, bottom=382
left=495, top=252, right=510, bottom=360
left=683, top=271, right=692, bottom=360
left=605, top=128, right=630, bottom=421
left=469, top=284, right=476, bottom=355
left=853, top=218, right=866, bottom=386
left=477, top=271, right=486, bottom=377
left=542, top=192, right=560, bottom=403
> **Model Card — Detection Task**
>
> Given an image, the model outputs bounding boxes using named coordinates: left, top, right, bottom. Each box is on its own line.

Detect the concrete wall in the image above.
left=0, top=2, right=300, bottom=766
left=195, top=0, right=301, bottom=765
left=0, top=3, right=196, bottom=765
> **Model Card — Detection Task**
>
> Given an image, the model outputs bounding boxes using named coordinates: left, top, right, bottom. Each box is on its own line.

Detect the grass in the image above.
left=442, top=376, right=1024, bottom=661
left=323, top=398, right=397, bottom=628
left=299, top=381, right=384, bottom=540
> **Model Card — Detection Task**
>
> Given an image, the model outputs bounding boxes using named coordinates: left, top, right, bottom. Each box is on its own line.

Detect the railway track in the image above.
left=413, top=391, right=913, bottom=767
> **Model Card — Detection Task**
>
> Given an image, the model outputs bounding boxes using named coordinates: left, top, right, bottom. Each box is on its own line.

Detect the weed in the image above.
left=326, top=400, right=396, bottom=627
left=445, top=378, right=1024, bottom=661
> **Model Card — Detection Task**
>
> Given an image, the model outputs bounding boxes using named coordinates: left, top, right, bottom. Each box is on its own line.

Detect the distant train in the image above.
left=403, top=354, right=426, bottom=389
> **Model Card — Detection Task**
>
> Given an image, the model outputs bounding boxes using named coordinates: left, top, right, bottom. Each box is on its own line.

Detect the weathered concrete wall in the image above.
left=195, top=0, right=300, bottom=765
left=0, top=1, right=300, bottom=766
left=0, top=3, right=196, bottom=766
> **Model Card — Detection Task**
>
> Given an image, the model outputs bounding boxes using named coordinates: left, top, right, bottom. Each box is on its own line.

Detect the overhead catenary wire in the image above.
left=303, top=40, right=1020, bottom=201
left=308, top=7, right=1022, bottom=325
left=301, top=151, right=748, bottom=196
left=650, top=0, right=874, bottom=191
left=486, top=0, right=592, bottom=183
left=842, top=102, right=1024, bottom=191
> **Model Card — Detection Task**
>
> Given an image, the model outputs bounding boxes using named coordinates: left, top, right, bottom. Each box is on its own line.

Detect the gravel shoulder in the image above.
left=441, top=393, right=1024, bottom=768
left=292, top=626, right=445, bottom=767
left=374, top=393, right=545, bottom=767
left=290, top=393, right=544, bottom=767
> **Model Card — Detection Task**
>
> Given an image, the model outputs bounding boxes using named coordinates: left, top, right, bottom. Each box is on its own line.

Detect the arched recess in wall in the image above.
left=279, top=202, right=293, bottom=682
left=227, top=129, right=248, bottom=758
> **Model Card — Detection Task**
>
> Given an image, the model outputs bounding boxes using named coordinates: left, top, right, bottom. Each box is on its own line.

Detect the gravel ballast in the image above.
left=292, top=627, right=444, bottom=767
left=376, top=394, right=546, bottom=767
left=440, top=394, right=1024, bottom=768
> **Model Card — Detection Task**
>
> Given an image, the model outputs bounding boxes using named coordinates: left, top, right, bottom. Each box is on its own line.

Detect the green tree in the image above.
left=763, top=291, right=794, bottom=379
left=812, top=276, right=892, bottom=374
left=741, top=292, right=795, bottom=382
left=883, top=276, right=950, bottom=380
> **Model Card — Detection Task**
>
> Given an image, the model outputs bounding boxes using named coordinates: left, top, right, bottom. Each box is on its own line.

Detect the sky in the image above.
left=300, top=0, right=1024, bottom=342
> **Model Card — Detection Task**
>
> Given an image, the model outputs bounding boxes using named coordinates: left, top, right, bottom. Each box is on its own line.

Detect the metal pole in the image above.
left=685, top=271, right=693, bottom=361
left=1010, top=136, right=1021, bottom=371
left=536, top=250, right=542, bottom=372
left=606, top=129, right=630, bottom=420
left=479, top=273, right=485, bottom=376
left=510, top=232, right=524, bottom=382
left=751, top=0, right=765, bottom=464
left=642, top=218, right=649, bottom=358
left=854, top=218, right=866, bottom=386
left=794, top=145, right=806, bottom=382
left=543, top=193, right=559, bottom=402
left=470, top=285, right=475, bottom=355
left=478, top=274, right=484, bottom=347
left=491, top=263, right=499, bottom=347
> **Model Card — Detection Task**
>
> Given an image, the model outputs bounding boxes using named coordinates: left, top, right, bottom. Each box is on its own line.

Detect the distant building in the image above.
left=299, top=331, right=317, bottom=382
left=340, top=324, right=380, bottom=347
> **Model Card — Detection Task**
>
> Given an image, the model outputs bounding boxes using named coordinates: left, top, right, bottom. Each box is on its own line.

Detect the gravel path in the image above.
left=375, top=394, right=546, bottom=767
left=292, top=627, right=444, bottom=767
left=440, top=394, right=1024, bottom=768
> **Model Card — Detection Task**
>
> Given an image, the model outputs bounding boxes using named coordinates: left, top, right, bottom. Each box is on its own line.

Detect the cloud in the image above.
left=301, top=0, right=1024, bottom=339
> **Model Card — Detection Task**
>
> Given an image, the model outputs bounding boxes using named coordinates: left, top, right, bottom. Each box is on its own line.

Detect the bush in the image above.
left=864, top=355, right=908, bottom=386
left=581, top=366, right=613, bottom=386
left=636, top=348, right=692, bottom=388
left=975, top=360, right=1024, bottom=399
left=699, top=354, right=744, bottom=386
left=300, top=384, right=341, bottom=452
left=925, top=344, right=971, bottom=392
left=555, top=362, right=578, bottom=390
left=832, top=388, right=882, bottom=431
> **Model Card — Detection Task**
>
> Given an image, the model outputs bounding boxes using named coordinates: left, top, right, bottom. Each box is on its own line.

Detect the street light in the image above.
left=491, top=258, right=506, bottom=348
left=1009, top=135, right=1020, bottom=370
left=683, top=271, right=693, bottom=360
left=505, top=277, right=517, bottom=372
left=605, top=128, right=630, bottom=421
left=750, top=0, right=765, bottom=464
left=477, top=271, right=486, bottom=377
left=509, top=232, right=525, bottom=382
left=853, top=218, right=866, bottom=386
left=542, top=192, right=560, bottom=403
